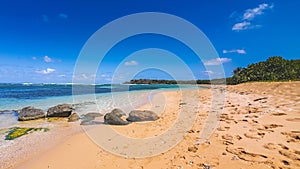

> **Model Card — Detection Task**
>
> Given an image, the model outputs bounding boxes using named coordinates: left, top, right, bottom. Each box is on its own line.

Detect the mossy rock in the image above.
left=5, top=127, right=49, bottom=140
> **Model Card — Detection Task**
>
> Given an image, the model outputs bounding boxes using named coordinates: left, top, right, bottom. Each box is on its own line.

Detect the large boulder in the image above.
left=18, top=106, right=45, bottom=121
left=47, top=104, right=73, bottom=117
left=104, top=108, right=129, bottom=125
left=127, top=110, right=159, bottom=122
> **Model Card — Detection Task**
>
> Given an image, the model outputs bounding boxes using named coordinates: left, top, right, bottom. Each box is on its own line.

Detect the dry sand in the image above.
left=15, top=82, right=300, bottom=169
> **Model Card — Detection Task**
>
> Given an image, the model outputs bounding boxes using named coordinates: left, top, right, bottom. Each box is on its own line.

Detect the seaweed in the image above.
left=5, top=127, right=49, bottom=140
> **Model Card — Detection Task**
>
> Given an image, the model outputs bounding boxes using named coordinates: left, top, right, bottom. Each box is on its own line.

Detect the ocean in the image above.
left=0, top=83, right=197, bottom=129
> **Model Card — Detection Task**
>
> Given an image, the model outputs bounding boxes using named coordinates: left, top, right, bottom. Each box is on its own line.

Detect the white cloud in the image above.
left=73, top=73, right=96, bottom=80
left=232, top=21, right=251, bottom=31
left=44, top=56, right=53, bottom=62
left=204, top=58, right=232, bottom=66
left=223, top=49, right=246, bottom=54
left=243, top=3, right=274, bottom=20
left=124, top=60, right=139, bottom=66
left=36, top=68, right=56, bottom=74
left=58, top=13, right=68, bottom=19
left=232, top=22, right=261, bottom=31
left=232, top=3, right=273, bottom=31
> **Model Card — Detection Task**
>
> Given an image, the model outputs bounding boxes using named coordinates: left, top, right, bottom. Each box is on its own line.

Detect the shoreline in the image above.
left=2, top=82, right=300, bottom=168
left=0, top=88, right=172, bottom=169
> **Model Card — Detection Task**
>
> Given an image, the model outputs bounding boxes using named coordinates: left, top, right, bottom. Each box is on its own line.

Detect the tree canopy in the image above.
left=230, top=56, right=300, bottom=84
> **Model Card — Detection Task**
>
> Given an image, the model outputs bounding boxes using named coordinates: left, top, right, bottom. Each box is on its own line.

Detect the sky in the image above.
left=0, top=0, right=299, bottom=83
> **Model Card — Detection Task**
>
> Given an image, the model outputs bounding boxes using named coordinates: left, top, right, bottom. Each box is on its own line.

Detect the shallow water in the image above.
left=0, top=84, right=200, bottom=129
left=0, top=111, right=18, bottom=129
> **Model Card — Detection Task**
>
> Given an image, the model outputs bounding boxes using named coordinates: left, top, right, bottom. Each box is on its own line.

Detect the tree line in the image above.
left=125, top=56, right=300, bottom=85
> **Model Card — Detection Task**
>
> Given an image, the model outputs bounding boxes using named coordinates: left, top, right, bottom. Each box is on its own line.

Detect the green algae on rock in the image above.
left=5, top=127, right=49, bottom=140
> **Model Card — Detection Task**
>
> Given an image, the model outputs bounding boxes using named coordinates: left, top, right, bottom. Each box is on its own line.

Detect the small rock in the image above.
left=68, top=113, right=79, bottom=122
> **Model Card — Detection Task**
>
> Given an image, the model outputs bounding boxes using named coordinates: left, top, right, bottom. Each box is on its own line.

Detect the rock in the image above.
left=126, top=110, right=159, bottom=122
left=104, top=108, right=129, bottom=125
left=18, top=106, right=45, bottom=121
left=47, top=104, right=73, bottom=117
left=68, top=113, right=79, bottom=122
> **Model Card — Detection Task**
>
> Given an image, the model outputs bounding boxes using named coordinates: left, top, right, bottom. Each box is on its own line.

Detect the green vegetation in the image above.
left=125, top=56, right=300, bottom=85
left=5, top=127, right=49, bottom=140
left=231, top=56, right=300, bottom=84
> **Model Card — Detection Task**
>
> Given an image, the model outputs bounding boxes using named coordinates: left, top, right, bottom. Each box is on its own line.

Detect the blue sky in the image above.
left=0, top=0, right=299, bottom=83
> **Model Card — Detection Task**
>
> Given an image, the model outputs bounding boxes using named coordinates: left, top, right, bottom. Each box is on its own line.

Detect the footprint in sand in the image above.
left=263, top=143, right=277, bottom=150
left=281, top=131, right=300, bottom=143
left=221, top=134, right=234, bottom=145
left=271, top=112, right=287, bottom=116
left=264, top=124, right=283, bottom=129
left=244, top=130, right=265, bottom=139
left=216, top=126, right=231, bottom=132
left=286, top=118, right=300, bottom=122
left=221, top=134, right=242, bottom=145
left=279, top=149, right=300, bottom=161
left=263, top=142, right=300, bottom=166
left=222, top=134, right=233, bottom=140
left=225, top=147, right=269, bottom=163
left=219, top=114, right=237, bottom=124
left=257, top=123, right=283, bottom=132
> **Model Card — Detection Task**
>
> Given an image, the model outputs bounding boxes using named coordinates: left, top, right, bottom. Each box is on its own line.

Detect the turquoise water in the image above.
left=0, top=84, right=199, bottom=129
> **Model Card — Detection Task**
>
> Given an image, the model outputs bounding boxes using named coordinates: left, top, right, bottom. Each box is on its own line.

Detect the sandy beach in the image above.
left=7, top=82, right=300, bottom=169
